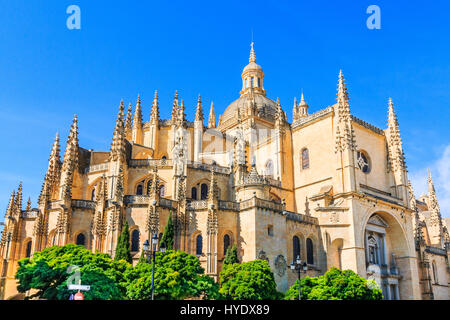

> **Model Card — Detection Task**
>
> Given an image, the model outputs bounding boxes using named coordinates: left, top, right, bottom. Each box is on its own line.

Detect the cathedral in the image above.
left=0, top=44, right=449, bottom=300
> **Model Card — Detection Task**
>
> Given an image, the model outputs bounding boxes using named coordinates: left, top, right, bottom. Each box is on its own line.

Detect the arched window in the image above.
left=136, top=184, right=143, bottom=195
left=223, top=234, right=231, bottom=255
left=91, top=187, right=96, bottom=200
left=257, top=78, right=261, bottom=88
left=191, top=187, right=198, bottom=200
left=200, top=184, right=208, bottom=200
left=196, top=234, right=203, bottom=256
left=162, top=156, right=167, bottom=160
left=265, top=160, right=274, bottom=177
left=159, top=185, right=165, bottom=197
left=25, top=241, right=32, bottom=258
left=306, top=238, right=314, bottom=265
left=367, top=235, right=379, bottom=265
left=76, top=233, right=86, bottom=246
left=147, top=180, right=153, bottom=195
left=357, top=151, right=370, bottom=173
left=293, top=236, right=300, bottom=261
left=301, top=148, right=309, bottom=170
left=131, top=229, right=140, bottom=252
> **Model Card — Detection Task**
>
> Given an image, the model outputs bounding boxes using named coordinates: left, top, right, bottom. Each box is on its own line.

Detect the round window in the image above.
left=357, top=151, right=370, bottom=173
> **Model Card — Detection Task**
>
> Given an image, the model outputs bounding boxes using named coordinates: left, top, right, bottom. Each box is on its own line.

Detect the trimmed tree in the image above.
left=223, top=244, right=239, bottom=266
left=160, top=212, right=174, bottom=250
left=16, top=244, right=131, bottom=300
left=115, top=220, right=132, bottom=263
left=219, top=259, right=281, bottom=300
left=284, top=267, right=383, bottom=300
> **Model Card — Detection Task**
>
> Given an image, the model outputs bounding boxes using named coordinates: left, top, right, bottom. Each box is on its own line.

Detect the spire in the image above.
left=110, top=100, right=126, bottom=161
left=336, top=70, right=350, bottom=119
left=171, top=91, right=179, bottom=123
left=407, top=181, right=425, bottom=245
left=292, top=97, right=298, bottom=122
left=5, top=190, right=15, bottom=218
left=387, top=98, right=406, bottom=171
left=275, top=97, right=285, bottom=129
left=124, top=103, right=133, bottom=140
left=334, top=70, right=356, bottom=152
left=25, top=197, right=31, bottom=211
left=208, top=166, right=219, bottom=201
left=149, top=167, right=160, bottom=198
left=195, top=94, right=204, bottom=122
left=249, top=42, right=256, bottom=63
left=150, top=90, right=159, bottom=125
left=47, top=132, right=61, bottom=188
left=61, top=115, right=79, bottom=173
left=207, top=102, right=216, bottom=129
left=298, top=92, right=309, bottom=117
left=133, top=95, right=143, bottom=130
left=15, top=182, right=23, bottom=214
left=177, top=99, right=186, bottom=128
left=427, top=169, right=444, bottom=245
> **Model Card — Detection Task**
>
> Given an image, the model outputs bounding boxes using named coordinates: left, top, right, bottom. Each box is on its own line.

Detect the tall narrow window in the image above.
left=196, top=234, right=203, bottom=256
left=293, top=236, right=300, bottom=261
left=306, top=238, right=314, bottom=265
left=160, top=185, right=165, bottom=197
left=136, top=184, right=143, bottom=195
left=257, top=78, right=261, bottom=88
left=251, top=77, right=254, bottom=88
left=357, top=151, right=370, bottom=173
left=367, top=235, right=379, bottom=265
left=25, top=241, right=32, bottom=258
left=301, top=148, right=310, bottom=170
left=91, top=187, right=96, bottom=200
left=191, top=187, right=197, bottom=200
left=432, top=262, right=438, bottom=284
left=76, top=233, right=86, bottom=246
left=200, top=184, right=208, bottom=200
left=223, top=234, right=231, bottom=255
left=131, top=229, right=140, bottom=252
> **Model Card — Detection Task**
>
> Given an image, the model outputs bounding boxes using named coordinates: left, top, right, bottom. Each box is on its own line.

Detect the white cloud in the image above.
left=409, top=145, right=450, bottom=218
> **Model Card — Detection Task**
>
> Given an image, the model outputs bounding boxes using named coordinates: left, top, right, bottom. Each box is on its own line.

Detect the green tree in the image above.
left=16, top=244, right=131, bottom=300
left=125, top=250, right=220, bottom=300
left=219, top=260, right=281, bottom=300
left=284, top=267, right=383, bottom=300
left=223, top=244, right=239, bottom=266
left=160, top=213, right=174, bottom=250
left=115, top=220, right=132, bottom=263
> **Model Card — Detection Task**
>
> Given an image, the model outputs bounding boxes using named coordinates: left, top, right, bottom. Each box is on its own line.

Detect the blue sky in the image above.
left=0, top=0, right=449, bottom=221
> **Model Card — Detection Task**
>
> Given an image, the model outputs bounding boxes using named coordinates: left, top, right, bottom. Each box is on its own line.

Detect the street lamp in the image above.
left=289, top=255, right=308, bottom=300
left=143, top=233, right=166, bottom=300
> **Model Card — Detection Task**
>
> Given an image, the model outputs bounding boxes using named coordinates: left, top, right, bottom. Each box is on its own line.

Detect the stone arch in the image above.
left=73, top=230, right=88, bottom=248
left=220, top=230, right=234, bottom=258
left=191, top=231, right=203, bottom=256
left=87, top=176, right=103, bottom=201
left=48, top=229, right=57, bottom=246
left=22, top=238, right=32, bottom=258
left=130, top=227, right=140, bottom=252
left=132, top=174, right=167, bottom=195
left=287, top=232, right=306, bottom=264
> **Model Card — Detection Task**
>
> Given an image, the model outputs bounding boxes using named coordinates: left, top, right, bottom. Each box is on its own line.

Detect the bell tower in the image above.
left=240, top=42, right=266, bottom=96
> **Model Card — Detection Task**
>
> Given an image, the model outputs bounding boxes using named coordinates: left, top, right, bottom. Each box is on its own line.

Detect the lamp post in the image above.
left=143, top=234, right=166, bottom=300
left=289, top=255, right=308, bottom=300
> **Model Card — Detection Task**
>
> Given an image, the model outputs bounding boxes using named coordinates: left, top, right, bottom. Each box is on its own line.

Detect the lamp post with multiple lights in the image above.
left=143, top=233, right=166, bottom=300
left=289, top=255, right=308, bottom=300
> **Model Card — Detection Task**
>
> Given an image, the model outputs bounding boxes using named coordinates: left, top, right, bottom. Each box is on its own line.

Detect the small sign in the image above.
left=68, top=284, right=90, bottom=291
left=74, top=292, right=84, bottom=300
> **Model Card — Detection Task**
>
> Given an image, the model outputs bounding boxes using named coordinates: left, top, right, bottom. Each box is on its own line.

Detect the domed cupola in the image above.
left=240, top=42, right=266, bottom=96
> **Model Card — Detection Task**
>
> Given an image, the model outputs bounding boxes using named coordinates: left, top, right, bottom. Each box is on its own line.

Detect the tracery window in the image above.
left=223, top=234, right=231, bottom=255
left=293, top=236, right=300, bottom=260
left=136, top=184, right=143, bottom=195
left=357, top=151, right=370, bottom=173
left=159, top=185, right=165, bottom=197
left=196, top=234, right=203, bottom=256
left=367, top=235, right=379, bottom=265
left=25, top=241, right=32, bottom=258
left=306, top=238, right=314, bottom=264
left=301, top=148, right=309, bottom=170
left=131, top=229, right=140, bottom=252
left=200, top=184, right=208, bottom=200
left=191, top=187, right=198, bottom=200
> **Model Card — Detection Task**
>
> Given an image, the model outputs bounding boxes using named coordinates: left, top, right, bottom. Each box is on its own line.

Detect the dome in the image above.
left=243, top=61, right=262, bottom=72
left=219, top=93, right=278, bottom=128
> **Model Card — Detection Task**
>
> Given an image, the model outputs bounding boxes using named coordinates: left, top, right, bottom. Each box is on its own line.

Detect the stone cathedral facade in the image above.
left=1, top=44, right=449, bottom=300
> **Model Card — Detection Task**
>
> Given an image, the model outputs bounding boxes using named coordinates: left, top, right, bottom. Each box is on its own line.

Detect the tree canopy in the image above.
left=125, top=250, right=220, bottom=300
left=16, top=244, right=131, bottom=300
left=160, top=213, right=174, bottom=250
left=219, top=259, right=281, bottom=300
left=284, top=267, right=383, bottom=300
left=223, top=244, right=239, bottom=266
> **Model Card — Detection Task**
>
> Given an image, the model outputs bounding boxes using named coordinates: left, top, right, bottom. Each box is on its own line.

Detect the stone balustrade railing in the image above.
left=284, top=211, right=318, bottom=225
left=187, top=200, right=208, bottom=210
left=129, top=158, right=173, bottom=168
left=218, top=200, right=240, bottom=211
left=188, top=162, right=231, bottom=175
left=425, top=245, right=447, bottom=257
left=21, top=210, right=39, bottom=218
left=71, top=199, right=95, bottom=209
left=123, top=195, right=176, bottom=209
left=84, top=162, right=109, bottom=174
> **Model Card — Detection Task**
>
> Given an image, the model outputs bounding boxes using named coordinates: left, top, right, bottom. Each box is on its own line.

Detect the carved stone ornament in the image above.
left=274, top=254, right=287, bottom=277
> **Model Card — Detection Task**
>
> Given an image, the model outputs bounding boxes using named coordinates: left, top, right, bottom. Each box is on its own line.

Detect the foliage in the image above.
left=219, top=260, right=281, bottom=300
left=115, top=220, right=132, bottom=263
left=160, top=213, right=174, bottom=250
left=223, top=244, right=239, bottom=266
left=16, top=244, right=131, bottom=300
left=125, top=250, right=220, bottom=300
left=284, top=267, right=383, bottom=300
